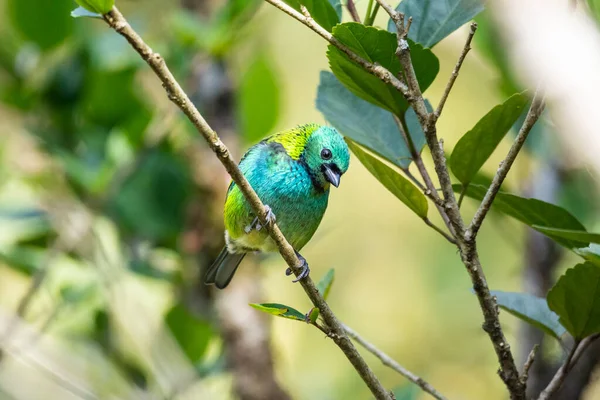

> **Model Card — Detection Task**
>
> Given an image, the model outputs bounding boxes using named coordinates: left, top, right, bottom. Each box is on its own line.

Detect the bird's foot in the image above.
left=244, top=205, right=276, bottom=233
left=286, top=251, right=310, bottom=283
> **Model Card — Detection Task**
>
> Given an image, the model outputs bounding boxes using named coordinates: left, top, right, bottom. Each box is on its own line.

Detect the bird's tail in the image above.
left=204, top=247, right=246, bottom=289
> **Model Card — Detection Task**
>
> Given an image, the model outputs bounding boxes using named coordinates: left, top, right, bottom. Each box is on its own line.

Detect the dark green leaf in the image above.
left=284, top=0, right=340, bottom=32
left=328, top=0, right=342, bottom=19
left=0, top=246, right=45, bottom=276
left=316, top=71, right=423, bottom=169
left=71, top=6, right=102, bottom=19
left=166, top=303, right=215, bottom=363
left=75, top=0, right=114, bottom=14
left=249, top=303, right=306, bottom=321
left=491, top=290, right=566, bottom=340
left=389, top=0, right=484, bottom=48
left=238, top=53, right=280, bottom=143
left=328, top=23, right=438, bottom=116
left=455, top=184, right=587, bottom=248
left=348, top=140, right=428, bottom=218
left=450, top=93, right=529, bottom=185
left=547, top=263, right=600, bottom=339
left=109, top=150, right=192, bottom=242
left=316, top=268, right=335, bottom=300
left=8, top=0, right=74, bottom=50
left=532, top=227, right=600, bottom=246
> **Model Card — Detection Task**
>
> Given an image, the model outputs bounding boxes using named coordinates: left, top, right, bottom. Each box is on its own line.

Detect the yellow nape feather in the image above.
left=265, top=123, right=320, bottom=160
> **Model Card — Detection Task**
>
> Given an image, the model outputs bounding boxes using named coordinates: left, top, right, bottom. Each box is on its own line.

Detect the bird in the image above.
left=204, top=123, right=350, bottom=289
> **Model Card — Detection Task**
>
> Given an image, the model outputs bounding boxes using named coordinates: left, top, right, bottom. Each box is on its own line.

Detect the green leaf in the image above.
left=8, top=0, right=74, bottom=51
left=455, top=184, right=587, bottom=249
left=404, top=100, right=432, bottom=153
left=166, top=303, right=215, bottom=364
left=75, top=0, right=114, bottom=14
left=348, top=140, right=428, bottom=218
left=575, top=244, right=600, bottom=267
left=389, top=0, right=484, bottom=48
left=316, top=268, right=335, bottom=300
left=547, top=263, right=600, bottom=339
left=316, top=71, right=424, bottom=169
left=532, top=227, right=600, bottom=246
left=108, top=150, right=192, bottom=242
left=249, top=303, right=306, bottom=321
left=450, top=93, right=529, bottom=185
left=308, top=307, right=320, bottom=324
left=328, top=0, right=342, bottom=19
left=327, top=23, right=438, bottom=116
left=491, top=291, right=566, bottom=340
left=0, top=246, right=45, bottom=276
left=284, top=0, right=340, bottom=32
left=238, top=53, right=280, bottom=143
left=60, top=284, right=96, bottom=303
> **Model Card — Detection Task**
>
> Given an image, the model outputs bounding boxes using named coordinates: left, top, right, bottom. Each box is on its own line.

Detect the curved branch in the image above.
left=101, top=7, right=391, bottom=400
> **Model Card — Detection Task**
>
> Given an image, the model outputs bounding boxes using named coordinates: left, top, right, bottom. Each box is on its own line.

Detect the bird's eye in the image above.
left=321, top=148, right=332, bottom=160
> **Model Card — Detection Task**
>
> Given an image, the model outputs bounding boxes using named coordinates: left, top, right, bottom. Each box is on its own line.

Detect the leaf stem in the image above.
left=102, top=6, right=391, bottom=400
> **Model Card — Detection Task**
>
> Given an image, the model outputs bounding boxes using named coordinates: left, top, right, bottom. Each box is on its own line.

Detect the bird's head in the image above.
left=303, top=126, right=350, bottom=189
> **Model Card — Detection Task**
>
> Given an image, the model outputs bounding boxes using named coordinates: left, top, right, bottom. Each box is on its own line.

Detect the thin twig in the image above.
left=346, top=0, right=361, bottom=23
left=433, top=23, right=477, bottom=123
left=468, top=93, right=546, bottom=239
left=537, top=335, right=600, bottom=400
left=423, top=218, right=456, bottom=244
left=263, top=0, right=410, bottom=96
left=400, top=167, right=425, bottom=191
left=520, top=344, right=538, bottom=385
left=102, top=7, right=391, bottom=400
left=343, top=324, right=447, bottom=400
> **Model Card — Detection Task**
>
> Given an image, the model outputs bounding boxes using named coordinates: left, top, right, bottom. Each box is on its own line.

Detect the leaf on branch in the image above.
left=491, top=290, right=566, bottom=340
left=316, top=268, right=335, bottom=300
left=455, top=184, right=587, bottom=248
left=404, top=100, right=432, bottom=154
left=238, top=53, right=280, bottom=143
left=449, top=93, right=528, bottom=185
left=75, top=0, right=114, bottom=15
left=284, top=0, right=340, bottom=32
left=71, top=6, right=103, bottom=19
left=389, top=0, right=485, bottom=48
left=249, top=303, right=306, bottom=321
left=532, top=226, right=600, bottom=246
left=347, top=140, right=428, bottom=218
left=547, top=262, right=600, bottom=339
left=316, top=71, right=424, bottom=169
left=327, top=23, right=438, bottom=117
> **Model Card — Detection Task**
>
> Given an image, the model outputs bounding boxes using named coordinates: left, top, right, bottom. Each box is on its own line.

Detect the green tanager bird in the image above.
left=204, top=123, right=350, bottom=289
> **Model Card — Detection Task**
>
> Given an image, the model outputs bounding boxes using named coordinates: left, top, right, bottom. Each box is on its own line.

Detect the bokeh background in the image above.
left=0, top=1, right=599, bottom=399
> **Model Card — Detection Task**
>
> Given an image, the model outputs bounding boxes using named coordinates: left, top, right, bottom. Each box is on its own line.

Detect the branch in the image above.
left=520, top=344, right=538, bottom=386
left=346, top=0, right=361, bottom=23
left=102, top=7, right=391, bottom=400
left=433, top=23, right=478, bottom=123
left=537, top=335, right=600, bottom=400
left=468, top=93, right=546, bottom=239
left=342, top=324, right=447, bottom=400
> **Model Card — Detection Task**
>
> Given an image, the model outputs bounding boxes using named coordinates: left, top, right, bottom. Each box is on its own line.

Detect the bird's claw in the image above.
left=286, top=251, right=310, bottom=282
left=244, top=205, right=276, bottom=233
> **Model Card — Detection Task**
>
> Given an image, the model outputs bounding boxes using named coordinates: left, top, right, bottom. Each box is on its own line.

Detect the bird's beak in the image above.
left=323, top=164, right=342, bottom=188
